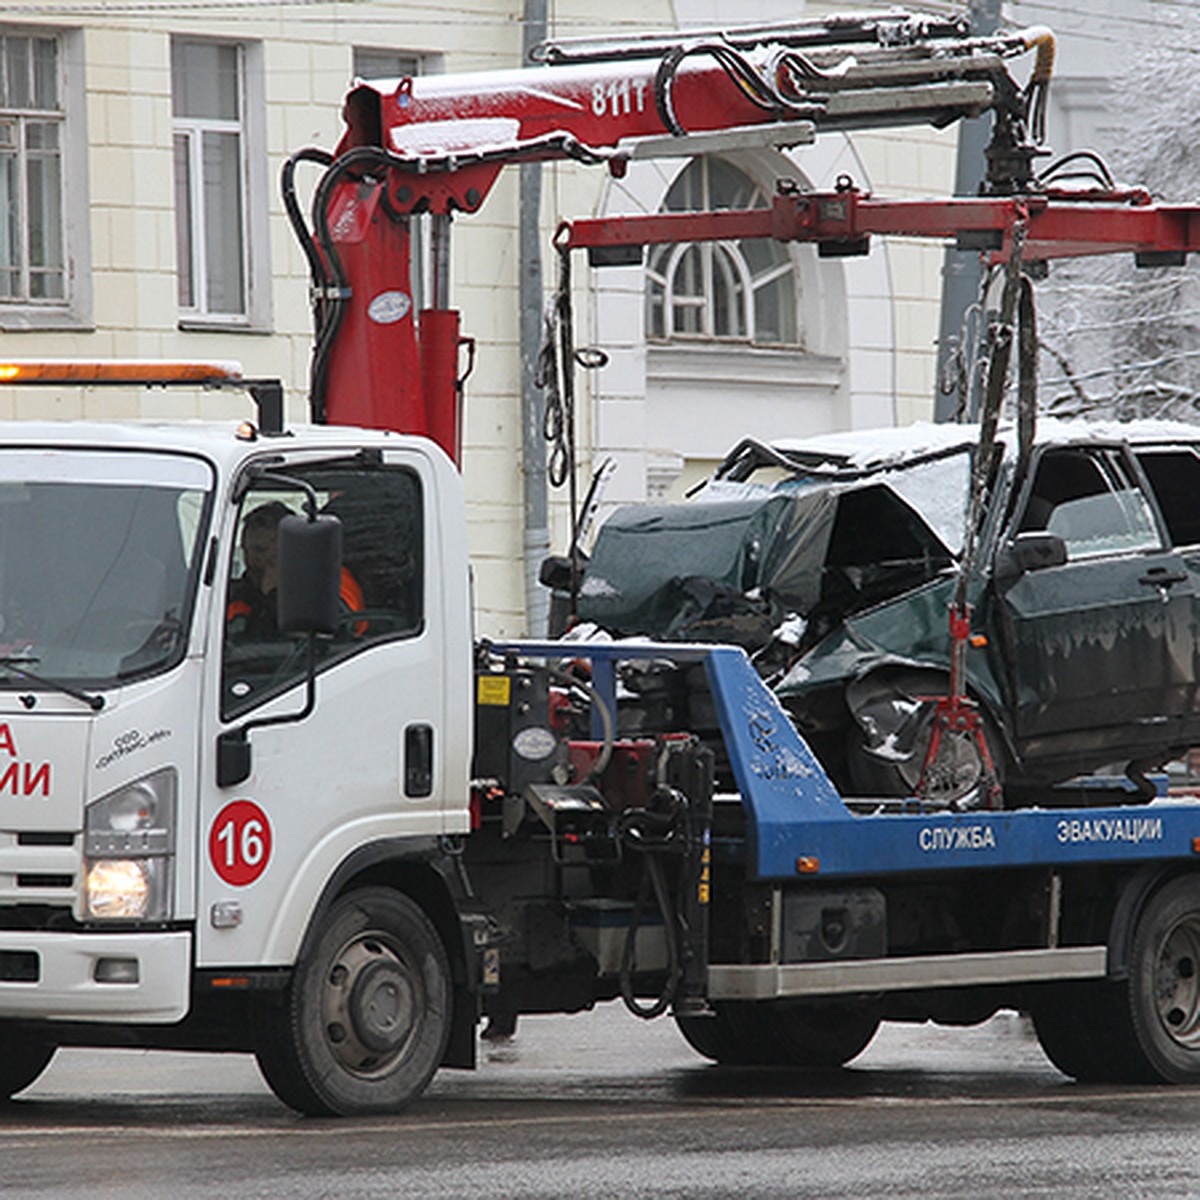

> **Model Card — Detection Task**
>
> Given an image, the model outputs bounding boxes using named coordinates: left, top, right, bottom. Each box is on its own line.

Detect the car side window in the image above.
left=1135, top=448, right=1200, bottom=549
left=221, top=462, right=423, bottom=718
left=1018, top=448, right=1160, bottom=559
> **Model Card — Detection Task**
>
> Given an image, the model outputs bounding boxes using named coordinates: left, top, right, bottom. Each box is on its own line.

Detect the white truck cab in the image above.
left=0, top=419, right=472, bottom=1032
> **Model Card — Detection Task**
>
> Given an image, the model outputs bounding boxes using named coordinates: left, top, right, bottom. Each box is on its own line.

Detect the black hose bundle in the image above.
left=617, top=791, right=690, bottom=1019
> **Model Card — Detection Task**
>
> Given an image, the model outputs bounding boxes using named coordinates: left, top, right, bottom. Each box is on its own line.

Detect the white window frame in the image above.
left=351, top=47, right=423, bottom=83
left=646, top=156, right=800, bottom=348
left=171, top=37, right=270, bottom=332
left=0, top=26, right=91, bottom=332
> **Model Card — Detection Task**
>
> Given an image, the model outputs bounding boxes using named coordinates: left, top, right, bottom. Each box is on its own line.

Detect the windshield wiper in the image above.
left=0, top=656, right=106, bottom=711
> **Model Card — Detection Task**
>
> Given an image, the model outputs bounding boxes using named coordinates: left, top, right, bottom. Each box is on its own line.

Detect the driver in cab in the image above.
left=227, top=500, right=365, bottom=639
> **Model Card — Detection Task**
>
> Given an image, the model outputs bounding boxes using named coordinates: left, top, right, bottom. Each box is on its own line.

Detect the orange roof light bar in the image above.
left=0, top=359, right=244, bottom=385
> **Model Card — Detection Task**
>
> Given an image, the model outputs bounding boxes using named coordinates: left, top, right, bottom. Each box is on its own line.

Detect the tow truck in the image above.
left=0, top=11, right=1199, bottom=1115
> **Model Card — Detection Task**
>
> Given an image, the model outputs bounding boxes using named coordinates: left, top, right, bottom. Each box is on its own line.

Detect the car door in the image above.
left=994, top=442, right=1195, bottom=757
left=1132, top=441, right=1200, bottom=747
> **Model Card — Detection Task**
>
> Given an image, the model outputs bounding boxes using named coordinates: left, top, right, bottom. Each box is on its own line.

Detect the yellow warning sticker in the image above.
left=477, top=675, right=512, bottom=707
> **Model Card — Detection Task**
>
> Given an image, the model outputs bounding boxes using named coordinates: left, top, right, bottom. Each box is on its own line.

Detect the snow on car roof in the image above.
left=770, top=422, right=977, bottom=470
left=768, top=416, right=1200, bottom=472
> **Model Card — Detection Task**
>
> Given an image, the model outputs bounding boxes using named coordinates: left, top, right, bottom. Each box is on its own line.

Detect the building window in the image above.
left=352, top=48, right=421, bottom=81
left=172, top=38, right=268, bottom=328
left=646, top=157, right=799, bottom=346
left=0, top=32, right=62, bottom=304
left=0, top=28, right=90, bottom=328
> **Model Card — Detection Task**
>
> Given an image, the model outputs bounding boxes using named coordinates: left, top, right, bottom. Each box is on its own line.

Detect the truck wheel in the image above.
left=1126, top=874, right=1200, bottom=1082
left=0, top=1031, right=54, bottom=1099
left=1031, top=981, right=1143, bottom=1082
left=767, top=1000, right=880, bottom=1067
left=676, top=1001, right=878, bottom=1068
left=674, top=1006, right=747, bottom=1064
left=255, top=887, right=451, bottom=1116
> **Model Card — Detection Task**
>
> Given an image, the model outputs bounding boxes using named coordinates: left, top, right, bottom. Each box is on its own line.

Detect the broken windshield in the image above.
left=0, top=450, right=213, bottom=689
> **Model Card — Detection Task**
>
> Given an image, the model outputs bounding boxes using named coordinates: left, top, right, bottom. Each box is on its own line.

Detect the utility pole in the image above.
left=934, top=0, right=1002, bottom=422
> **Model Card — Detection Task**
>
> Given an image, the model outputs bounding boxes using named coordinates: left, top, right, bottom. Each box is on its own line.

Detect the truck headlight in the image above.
left=84, top=769, right=176, bottom=922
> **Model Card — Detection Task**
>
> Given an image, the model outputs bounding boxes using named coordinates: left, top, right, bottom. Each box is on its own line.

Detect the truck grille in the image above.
left=1, top=831, right=79, bottom=905
left=17, top=874, right=73, bottom=889
left=17, top=832, right=74, bottom=847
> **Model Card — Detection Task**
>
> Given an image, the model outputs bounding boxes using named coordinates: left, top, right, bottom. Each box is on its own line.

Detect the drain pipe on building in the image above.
left=521, top=0, right=552, bottom=636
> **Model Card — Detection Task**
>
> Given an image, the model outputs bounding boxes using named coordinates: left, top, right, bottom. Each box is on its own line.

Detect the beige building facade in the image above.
left=0, top=1, right=964, bottom=637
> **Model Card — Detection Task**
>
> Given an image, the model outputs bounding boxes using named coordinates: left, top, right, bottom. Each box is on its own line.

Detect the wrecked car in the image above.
left=572, top=420, right=1200, bottom=806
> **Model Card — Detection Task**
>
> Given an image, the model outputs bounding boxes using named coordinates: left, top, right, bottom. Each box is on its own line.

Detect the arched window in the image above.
left=646, top=157, right=798, bottom=346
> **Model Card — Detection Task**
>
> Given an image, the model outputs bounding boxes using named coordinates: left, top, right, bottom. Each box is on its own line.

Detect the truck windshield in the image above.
left=0, top=450, right=212, bottom=689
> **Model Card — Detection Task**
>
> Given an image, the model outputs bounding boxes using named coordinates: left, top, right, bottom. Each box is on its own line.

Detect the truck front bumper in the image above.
left=0, top=929, right=191, bottom=1023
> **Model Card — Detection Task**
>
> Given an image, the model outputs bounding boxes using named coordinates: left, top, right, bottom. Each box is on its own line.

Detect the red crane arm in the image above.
left=296, top=11, right=1056, bottom=458
left=338, top=19, right=1051, bottom=218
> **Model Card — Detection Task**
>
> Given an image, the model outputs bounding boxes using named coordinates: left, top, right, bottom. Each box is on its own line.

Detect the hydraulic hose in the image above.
left=281, top=147, right=335, bottom=307
left=307, top=146, right=393, bottom=423
left=617, top=795, right=687, bottom=1020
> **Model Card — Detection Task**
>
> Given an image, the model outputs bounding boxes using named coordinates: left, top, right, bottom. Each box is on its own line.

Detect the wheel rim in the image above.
left=1152, top=914, right=1200, bottom=1050
left=321, top=932, right=421, bottom=1077
left=919, top=729, right=984, bottom=805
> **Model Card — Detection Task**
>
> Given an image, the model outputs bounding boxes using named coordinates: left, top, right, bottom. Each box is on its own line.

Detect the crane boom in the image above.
left=292, top=10, right=1053, bottom=456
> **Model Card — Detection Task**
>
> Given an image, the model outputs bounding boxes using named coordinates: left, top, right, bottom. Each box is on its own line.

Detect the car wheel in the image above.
left=846, top=672, right=1003, bottom=807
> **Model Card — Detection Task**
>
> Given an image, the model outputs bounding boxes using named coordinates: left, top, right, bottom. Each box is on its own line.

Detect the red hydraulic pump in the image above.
left=284, top=10, right=1055, bottom=462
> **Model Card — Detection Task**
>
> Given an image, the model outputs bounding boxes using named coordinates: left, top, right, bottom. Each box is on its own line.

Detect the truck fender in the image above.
left=1105, top=863, right=1193, bottom=981
left=288, top=837, right=484, bottom=1069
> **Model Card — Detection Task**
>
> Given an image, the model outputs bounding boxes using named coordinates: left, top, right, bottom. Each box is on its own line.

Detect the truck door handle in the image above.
left=1139, top=568, right=1188, bottom=588
left=405, top=724, right=434, bottom=798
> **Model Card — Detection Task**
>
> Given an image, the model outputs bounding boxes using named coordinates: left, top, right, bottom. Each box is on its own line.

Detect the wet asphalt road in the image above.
left=4, top=1007, right=1200, bottom=1198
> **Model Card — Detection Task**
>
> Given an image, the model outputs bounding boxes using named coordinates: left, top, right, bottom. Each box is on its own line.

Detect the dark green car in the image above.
left=575, top=420, right=1200, bottom=806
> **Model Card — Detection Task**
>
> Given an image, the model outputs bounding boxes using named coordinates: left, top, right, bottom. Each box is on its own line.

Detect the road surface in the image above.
left=5, top=1008, right=1199, bottom=1197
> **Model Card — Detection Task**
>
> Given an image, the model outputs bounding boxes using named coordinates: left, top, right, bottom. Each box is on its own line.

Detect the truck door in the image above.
left=196, top=445, right=472, bottom=969
left=995, top=443, right=1195, bottom=757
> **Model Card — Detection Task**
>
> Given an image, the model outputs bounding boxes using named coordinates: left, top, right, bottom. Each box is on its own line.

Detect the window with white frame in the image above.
left=172, top=39, right=268, bottom=326
left=0, top=31, right=63, bottom=304
left=352, top=47, right=422, bottom=82
left=646, top=157, right=799, bottom=346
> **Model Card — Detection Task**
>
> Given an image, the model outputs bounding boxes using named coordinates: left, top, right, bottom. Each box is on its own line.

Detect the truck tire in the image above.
left=674, top=1006, right=747, bottom=1064
left=766, top=1000, right=880, bottom=1067
left=676, top=1001, right=878, bottom=1068
left=0, top=1031, right=54, bottom=1099
left=1125, top=874, right=1200, bottom=1083
left=255, top=887, right=451, bottom=1116
left=1031, top=980, right=1143, bottom=1082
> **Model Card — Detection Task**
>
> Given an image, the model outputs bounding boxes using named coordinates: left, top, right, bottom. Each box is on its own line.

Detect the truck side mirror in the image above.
left=994, top=530, right=1068, bottom=581
left=277, top=513, right=342, bottom=634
